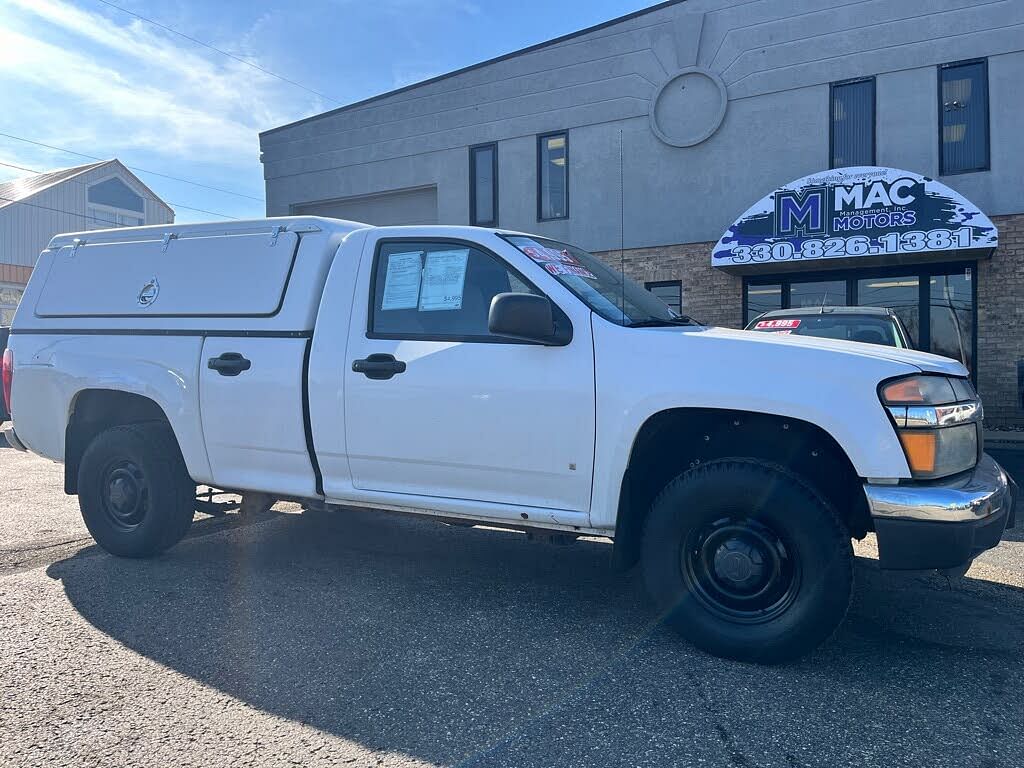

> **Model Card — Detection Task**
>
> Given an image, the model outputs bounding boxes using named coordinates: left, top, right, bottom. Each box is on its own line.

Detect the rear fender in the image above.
left=10, top=334, right=212, bottom=483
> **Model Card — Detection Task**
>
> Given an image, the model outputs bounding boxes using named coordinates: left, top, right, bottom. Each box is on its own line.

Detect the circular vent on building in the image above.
left=649, top=67, right=728, bottom=148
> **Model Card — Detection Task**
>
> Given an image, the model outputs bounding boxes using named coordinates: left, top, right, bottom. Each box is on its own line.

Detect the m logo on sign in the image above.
left=775, top=187, right=826, bottom=238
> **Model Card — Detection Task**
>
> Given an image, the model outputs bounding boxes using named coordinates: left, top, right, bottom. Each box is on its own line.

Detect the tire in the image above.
left=78, top=422, right=196, bottom=558
left=641, top=459, right=852, bottom=664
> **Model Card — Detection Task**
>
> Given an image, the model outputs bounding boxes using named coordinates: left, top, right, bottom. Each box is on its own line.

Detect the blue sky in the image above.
left=0, top=0, right=656, bottom=222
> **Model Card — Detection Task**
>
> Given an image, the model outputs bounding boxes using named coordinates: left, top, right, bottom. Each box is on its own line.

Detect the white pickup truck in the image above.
left=2, top=217, right=1015, bottom=662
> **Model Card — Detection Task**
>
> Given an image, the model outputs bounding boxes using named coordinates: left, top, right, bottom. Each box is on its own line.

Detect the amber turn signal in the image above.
left=897, top=431, right=937, bottom=474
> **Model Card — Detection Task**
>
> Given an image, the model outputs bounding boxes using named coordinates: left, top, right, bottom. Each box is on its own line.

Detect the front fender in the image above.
left=589, top=321, right=916, bottom=529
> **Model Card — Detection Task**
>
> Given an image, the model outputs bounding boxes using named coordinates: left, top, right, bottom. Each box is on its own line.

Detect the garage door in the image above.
left=294, top=186, right=438, bottom=226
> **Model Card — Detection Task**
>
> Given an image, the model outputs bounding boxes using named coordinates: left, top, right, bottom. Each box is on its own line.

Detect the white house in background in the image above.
left=0, top=159, right=174, bottom=324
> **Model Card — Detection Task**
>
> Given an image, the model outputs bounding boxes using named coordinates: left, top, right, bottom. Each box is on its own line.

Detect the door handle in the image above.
left=208, top=352, right=251, bottom=377
left=352, top=353, right=406, bottom=380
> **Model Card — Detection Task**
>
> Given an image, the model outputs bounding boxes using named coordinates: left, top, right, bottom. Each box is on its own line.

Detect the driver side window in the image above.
left=369, top=241, right=540, bottom=341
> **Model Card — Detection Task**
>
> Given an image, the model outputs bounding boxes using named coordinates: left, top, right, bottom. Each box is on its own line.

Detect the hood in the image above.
left=692, top=326, right=969, bottom=376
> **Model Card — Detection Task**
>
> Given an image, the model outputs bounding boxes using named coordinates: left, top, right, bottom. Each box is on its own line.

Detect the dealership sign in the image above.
left=712, top=167, right=997, bottom=268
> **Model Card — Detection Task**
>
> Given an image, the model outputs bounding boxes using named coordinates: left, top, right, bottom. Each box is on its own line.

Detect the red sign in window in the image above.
left=754, top=318, right=801, bottom=330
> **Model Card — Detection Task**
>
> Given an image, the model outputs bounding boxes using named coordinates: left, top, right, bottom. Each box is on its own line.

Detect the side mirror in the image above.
left=488, top=292, right=557, bottom=344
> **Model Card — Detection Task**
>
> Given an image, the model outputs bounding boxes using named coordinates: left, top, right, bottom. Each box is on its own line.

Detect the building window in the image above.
left=743, top=264, right=976, bottom=375
left=745, top=283, right=782, bottom=325
left=469, top=143, right=498, bottom=227
left=86, top=206, right=144, bottom=229
left=0, top=283, right=24, bottom=326
left=645, top=280, right=682, bottom=314
left=830, top=78, right=874, bottom=168
left=537, top=131, right=568, bottom=220
left=86, top=176, right=146, bottom=230
left=939, top=59, right=989, bottom=175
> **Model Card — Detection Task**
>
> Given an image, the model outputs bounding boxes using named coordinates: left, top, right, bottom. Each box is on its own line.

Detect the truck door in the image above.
left=200, top=334, right=316, bottom=499
left=341, top=235, right=595, bottom=513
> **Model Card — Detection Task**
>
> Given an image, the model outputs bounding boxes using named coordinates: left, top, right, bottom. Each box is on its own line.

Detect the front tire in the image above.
left=642, top=459, right=852, bottom=664
left=78, top=422, right=196, bottom=558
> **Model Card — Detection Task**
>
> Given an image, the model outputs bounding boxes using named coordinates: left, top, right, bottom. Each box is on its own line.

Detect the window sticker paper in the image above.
left=543, top=262, right=597, bottom=280
left=520, top=245, right=548, bottom=262
left=754, top=318, right=801, bottom=329
left=521, top=243, right=582, bottom=266
left=381, top=251, right=423, bottom=310
left=419, top=249, right=470, bottom=311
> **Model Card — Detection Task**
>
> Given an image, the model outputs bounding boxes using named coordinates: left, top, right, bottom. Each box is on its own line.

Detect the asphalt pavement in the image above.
left=1, top=443, right=1023, bottom=767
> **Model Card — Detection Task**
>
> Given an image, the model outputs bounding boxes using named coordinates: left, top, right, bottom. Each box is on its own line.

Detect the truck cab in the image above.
left=3, top=217, right=1015, bottom=663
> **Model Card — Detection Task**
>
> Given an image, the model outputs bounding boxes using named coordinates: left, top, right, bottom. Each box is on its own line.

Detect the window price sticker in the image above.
left=419, top=249, right=469, bottom=312
left=543, top=262, right=596, bottom=279
left=520, top=243, right=581, bottom=266
left=754, top=318, right=801, bottom=329
left=381, top=251, right=423, bottom=310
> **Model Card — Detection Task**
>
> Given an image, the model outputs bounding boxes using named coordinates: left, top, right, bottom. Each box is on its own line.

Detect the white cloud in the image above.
left=0, top=0, right=318, bottom=168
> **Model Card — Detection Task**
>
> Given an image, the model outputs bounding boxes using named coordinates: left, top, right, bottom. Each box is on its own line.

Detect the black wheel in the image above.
left=78, top=422, right=196, bottom=558
left=642, top=459, right=852, bottom=664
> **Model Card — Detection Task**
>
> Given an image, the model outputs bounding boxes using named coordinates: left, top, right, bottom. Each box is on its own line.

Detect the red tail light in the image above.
left=2, top=347, right=12, bottom=415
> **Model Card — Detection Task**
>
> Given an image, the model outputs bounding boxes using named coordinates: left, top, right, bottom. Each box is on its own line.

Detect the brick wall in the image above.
left=596, top=212, right=1024, bottom=428
left=0, top=264, right=33, bottom=286
left=594, top=242, right=740, bottom=328
left=977, top=213, right=1024, bottom=427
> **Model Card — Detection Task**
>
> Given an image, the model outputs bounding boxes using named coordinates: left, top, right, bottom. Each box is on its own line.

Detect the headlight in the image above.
left=880, top=375, right=981, bottom=479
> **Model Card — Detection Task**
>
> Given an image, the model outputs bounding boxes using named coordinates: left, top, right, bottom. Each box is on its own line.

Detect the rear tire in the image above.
left=641, top=459, right=852, bottom=664
left=78, top=422, right=195, bottom=558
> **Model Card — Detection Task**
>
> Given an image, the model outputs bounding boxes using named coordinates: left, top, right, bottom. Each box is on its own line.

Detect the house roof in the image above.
left=0, top=160, right=107, bottom=210
left=260, top=0, right=688, bottom=139
left=0, top=159, right=173, bottom=215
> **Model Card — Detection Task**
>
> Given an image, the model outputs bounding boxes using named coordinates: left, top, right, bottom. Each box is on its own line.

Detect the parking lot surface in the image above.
left=1, top=444, right=1023, bottom=767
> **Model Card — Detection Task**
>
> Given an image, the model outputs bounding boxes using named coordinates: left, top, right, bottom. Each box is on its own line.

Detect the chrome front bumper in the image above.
left=864, top=454, right=1016, bottom=570
left=864, top=453, right=1012, bottom=523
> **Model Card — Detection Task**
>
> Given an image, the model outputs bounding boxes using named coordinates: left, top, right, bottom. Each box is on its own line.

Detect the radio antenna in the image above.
left=619, top=128, right=625, bottom=323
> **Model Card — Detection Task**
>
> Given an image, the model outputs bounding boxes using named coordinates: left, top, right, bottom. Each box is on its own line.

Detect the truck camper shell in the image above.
left=21, top=217, right=367, bottom=333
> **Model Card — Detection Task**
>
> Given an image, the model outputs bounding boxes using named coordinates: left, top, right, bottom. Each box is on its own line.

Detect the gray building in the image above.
left=0, top=159, right=173, bottom=324
left=261, top=0, right=1024, bottom=425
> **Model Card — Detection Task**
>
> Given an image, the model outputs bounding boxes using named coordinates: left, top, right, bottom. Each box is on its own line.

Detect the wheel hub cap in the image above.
left=101, top=461, right=148, bottom=529
left=713, top=540, right=765, bottom=590
left=682, top=517, right=800, bottom=623
left=108, top=473, right=138, bottom=513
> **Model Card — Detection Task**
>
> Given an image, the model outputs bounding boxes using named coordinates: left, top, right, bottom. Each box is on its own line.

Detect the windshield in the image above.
left=746, top=314, right=904, bottom=347
left=503, top=235, right=699, bottom=327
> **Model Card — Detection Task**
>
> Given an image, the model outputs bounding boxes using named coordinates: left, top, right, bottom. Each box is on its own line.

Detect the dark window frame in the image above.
left=536, top=130, right=569, bottom=221
left=644, top=280, right=683, bottom=313
left=938, top=58, right=990, bottom=176
left=469, top=142, right=499, bottom=227
left=86, top=175, right=146, bottom=213
left=742, top=261, right=978, bottom=381
left=366, top=236, right=572, bottom=345
left=829, top=76, right=876, bottom=169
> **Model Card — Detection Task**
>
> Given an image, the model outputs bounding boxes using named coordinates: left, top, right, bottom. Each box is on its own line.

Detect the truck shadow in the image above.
left=47, top=507, right=1024, bottom=766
